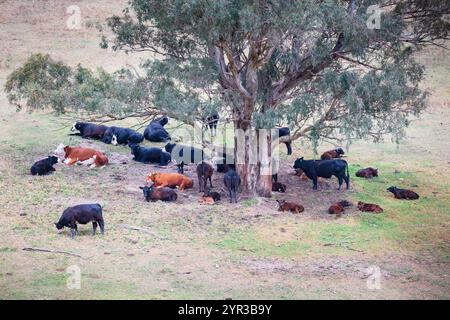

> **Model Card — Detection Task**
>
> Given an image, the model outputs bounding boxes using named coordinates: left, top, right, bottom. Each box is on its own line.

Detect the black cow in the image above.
left=30, top=156, right=59, bottom=175
left=140, top=184, right=177, bottom=202
left=55, top=203, right=104, bottom=238
left=197, top=161, right=213, bottom=193
left=293, top=157, right=350, bottom=190
left=224, top=170, right=241, bottom=203
left=204, top=111, right=219, bottom=136
left=164, top=143, right=205, bottom=174
left=129, top=143, right=172, bottom=165
left=212, top=153, right=236, bottom=173
left=387, top=186, right=419, bottom=200
left=71, top=122, right=108, bottom=140
left=276, top=127, right=292, bottom=155
left=102, top=126, right=144, bottom=145
left=144, top=116, right=171, bottom=142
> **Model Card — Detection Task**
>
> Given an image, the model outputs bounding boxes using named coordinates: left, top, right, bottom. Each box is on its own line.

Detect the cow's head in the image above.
left=71, top=122, right=78, bottom=132
left=293, top=157, right=304, bottom=170
left=48, top=156, right=59, bottom=165
left=54, top=222, right=64, bottom=230
left=111, top=134, right=118, bottom=146
left=335, top=148, right=345, bottom=155
left=146, top=172, right=157, bottom=183
left=277, top=183, right=287, bottom=193
left=158, top=116, right=169, bottom=126
left=139, top=184, right=154, bottom=202
left=164, top=143, right=177, bottom=154
left=372, top=168, right=379, bottom=177
left=387, top=186, right=397, bottom=193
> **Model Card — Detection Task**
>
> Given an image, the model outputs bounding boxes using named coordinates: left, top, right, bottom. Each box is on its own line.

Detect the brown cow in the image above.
left=355, top=167, right=378, bottom=178
left=55, top=144, right=108, bottom=168
left=328, top=200, right=352, bottom=215
left=146, top=172, right=194, bottom=191
left=320, top=148, right=345, bottom=160
left=276, top=200, right=304, bottom=214
left=357, top=201, right=383, bottom=213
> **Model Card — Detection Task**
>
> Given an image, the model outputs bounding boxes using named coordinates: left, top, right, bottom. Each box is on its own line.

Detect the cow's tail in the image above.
left=346, top=161, right=350, bottom=188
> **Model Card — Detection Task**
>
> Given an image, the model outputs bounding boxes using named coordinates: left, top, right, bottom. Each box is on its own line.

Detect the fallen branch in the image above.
left=119, top=224, right=168, bottom=240
left=23, top=247, right=88, bottom=259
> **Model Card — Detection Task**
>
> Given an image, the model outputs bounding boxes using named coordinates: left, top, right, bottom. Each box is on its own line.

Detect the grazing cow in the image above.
left=197, top=161, right=213, bottom=193
left=129, top=143, right=171, bottom=165
left=102, top=126, right=144, bottom=145
left=356, top=167, right=378, bottom=178
left=321, top=148, right=345, bottom=160
left=70, top=122, right=108, bottom=140
left=272, top=182, right=287, bottom=193
left=30, top=156, right=59, bottom=175
left=223, top=170, right=241, bottom=203
left=146, top=172, right=193, bottom=191
left=275, top=127, right=292, bottom=155
left=293, top=157, right=350, bottom=190
left=276, top=200, right=304, bottom=214
left=357, top=201, right=383, bottom=213
left=328, top=200, right=352, bottom=215
left=140, top=184, right=177, bottom=202
left=164, top=143, right=205, bottom=174
left=144, top=116, right=171, bottom=142
left=204, top=111, right=219, bottom=136
left=56, top=144, right=108, bottom=167
left=55, top=203, right=104, bottom=238
left=387, top=186, right=420, bottom=200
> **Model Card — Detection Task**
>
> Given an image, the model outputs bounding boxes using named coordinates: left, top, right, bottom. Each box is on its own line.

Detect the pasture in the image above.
left=0, top=0, right=449, bottom=299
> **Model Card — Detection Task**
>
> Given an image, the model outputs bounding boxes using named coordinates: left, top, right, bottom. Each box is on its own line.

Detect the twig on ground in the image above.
left=23, top=247, right=88, bottom=259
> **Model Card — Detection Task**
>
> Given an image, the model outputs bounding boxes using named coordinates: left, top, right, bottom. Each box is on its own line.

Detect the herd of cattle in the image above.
left=29, top=116, right=420, bottom=237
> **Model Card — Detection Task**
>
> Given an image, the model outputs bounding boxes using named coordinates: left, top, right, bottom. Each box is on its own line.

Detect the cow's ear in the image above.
left=300, top=157, right=304, bottom=160
left=139, top=186, right=144, bottom=190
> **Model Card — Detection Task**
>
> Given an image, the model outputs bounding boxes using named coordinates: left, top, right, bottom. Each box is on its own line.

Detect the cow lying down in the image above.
left=54, top=143, right=108, bottom=168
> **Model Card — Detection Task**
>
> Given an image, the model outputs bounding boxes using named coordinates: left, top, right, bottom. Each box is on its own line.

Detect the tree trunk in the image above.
left=234, top=118, right=272, bottom=198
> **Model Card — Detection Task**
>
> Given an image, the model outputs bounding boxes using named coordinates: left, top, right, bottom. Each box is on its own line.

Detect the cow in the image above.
left=272, top=182, right=287, bottom=193
left=102, top=126, right=144, bottom=145
left=355, top=167, right=378, bottom=178
left=146, top=172, right=194, bottom=191
left=224, top=170, right=241, bottom=203
left=129, top=143, right=171, bottom=165
left=164, top=143, right=205, bottom=174
left=320, top=148, right=345, bottom=160
left=55, top=144, right=108, bottom=168
left=357, top=201, right=383, bottom=213
left=328, top=200, right=352, bottom=215
left=196, top=161, right=213, bottom=193
left=276, top=127, right=293, bottom=155
left=212, top=153, right=236, bottom=173
left=70, top=122, right=108, bottom=140
left=293, top=157, right=350, bottom=190
left=203, top=111, right=219, bottom=137
left=140, top=184, right=177, bottom=202
left=276, top=200, right=304, bottom=214
left=54, top=203, right=104, bottom=238
left=30, top=156, right=59, bottom=175
left=144, top=116, right=171, bottom=142
left=387, top=186, right=419, bottom=200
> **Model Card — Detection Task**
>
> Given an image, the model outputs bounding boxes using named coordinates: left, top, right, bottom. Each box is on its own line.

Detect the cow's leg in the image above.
left=312, top=176, right=318, bottom=190
left=209, top=176, right=213, bottom=188
left=337, top=176, right=343, bottom=190
left=64, top=158, right=78, bottom=166
left=92, top=221, right=98, bottom=235
left=229, top=189, right=233, bottom=203
left=344, top=175, right=350, bottom=190
left=98, top=220, right=105, bottom=234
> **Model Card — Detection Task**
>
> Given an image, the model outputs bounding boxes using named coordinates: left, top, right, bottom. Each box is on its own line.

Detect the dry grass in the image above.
left=0, top=0, right=449, bottom=299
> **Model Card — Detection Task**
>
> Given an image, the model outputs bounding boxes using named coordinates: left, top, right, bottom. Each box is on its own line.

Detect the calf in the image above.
left=197, top=161, right=213, bottom=193
left=204, top=111, right=219, bottom=136
left=328, top=200, right=352, bottom=215
left=30, top=156, right=59, bottom=175
left=387, top=186, right=419, bottom=200
left=129, top=143, right=171, bottom=165
left=56, top=144, right=108, bottom=167
left=321, top=148, right=345, bottom=160
left=204, top=189, right=221, bottom=202
left=293, top=157, right=349, bottom=190
left=164, top=143, right=205, bottom=174
left=223, top=170, right=241, bottom=203
left=146, top=172, right=193, bottom=191
left=144, top=116, right=171, bottom=142
left=140, top=184, right=177, bottom=202
left=54, top=203, right=104, bottom=238
left=102, top=126, right=144, bottom=145
left=71, top=122, right=108, bottom=140
left=355, top=167, right=378, bottom=178
left=272, top=182, right=287, bottom=193
left=357, top=201, right=383, bottom=213
left=276, top=200, right=304, bottom=214
left=212, top=153, right=235, bottom=173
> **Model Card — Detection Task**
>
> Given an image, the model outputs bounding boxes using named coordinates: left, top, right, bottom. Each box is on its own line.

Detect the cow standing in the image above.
left=55, top=204, right=104, bottom=238
left=224, top=170, right=241, bottom=203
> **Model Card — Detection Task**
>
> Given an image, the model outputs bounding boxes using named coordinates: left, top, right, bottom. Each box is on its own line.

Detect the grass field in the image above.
left=0, top=0, right=449, bottom=299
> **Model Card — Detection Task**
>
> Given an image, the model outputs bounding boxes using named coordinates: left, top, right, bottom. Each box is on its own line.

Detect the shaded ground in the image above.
left=0, top=0, right=449, bottom=299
